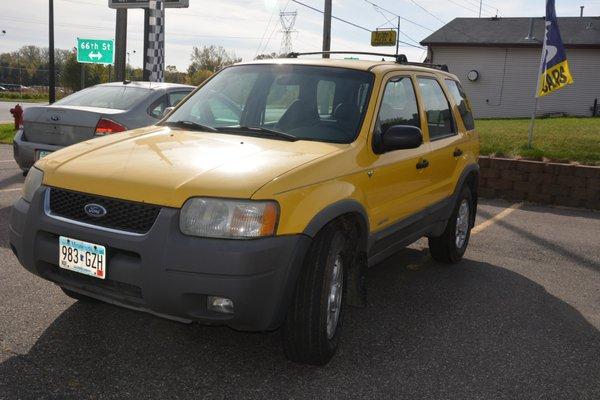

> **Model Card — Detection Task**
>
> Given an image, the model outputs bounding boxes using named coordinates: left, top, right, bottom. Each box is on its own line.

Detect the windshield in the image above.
left=164, top=64, right=374, bottom=143
left=54, top=86, right=150, bottom=110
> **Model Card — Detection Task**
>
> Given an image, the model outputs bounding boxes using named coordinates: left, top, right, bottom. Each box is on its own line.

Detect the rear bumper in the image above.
left=12, top=130, right=64, bottom=171
left=9, top=187, right=311, bottom=331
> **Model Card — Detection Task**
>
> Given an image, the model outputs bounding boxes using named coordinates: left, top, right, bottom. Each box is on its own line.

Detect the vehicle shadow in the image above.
left=1, top=248, right=599, bottom=399
left=0, top=206, right=11, bottom=249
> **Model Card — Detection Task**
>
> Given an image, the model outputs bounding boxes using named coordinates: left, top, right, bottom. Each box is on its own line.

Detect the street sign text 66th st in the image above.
left=77, top=38, right=115, bottom=65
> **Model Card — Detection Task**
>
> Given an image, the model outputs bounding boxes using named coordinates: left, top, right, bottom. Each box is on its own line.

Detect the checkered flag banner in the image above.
left=146, top=0, right=165, bottom=82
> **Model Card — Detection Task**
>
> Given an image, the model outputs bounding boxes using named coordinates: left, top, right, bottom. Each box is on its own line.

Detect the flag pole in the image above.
left=528, top=21, right=547, bottom=149
left=527, top=97, right=538, bottom=148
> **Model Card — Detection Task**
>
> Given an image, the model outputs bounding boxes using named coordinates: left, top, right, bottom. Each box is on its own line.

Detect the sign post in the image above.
left=76, top=38, right=115, bottom=65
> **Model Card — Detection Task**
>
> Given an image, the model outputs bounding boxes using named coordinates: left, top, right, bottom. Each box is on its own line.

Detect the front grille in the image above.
left=48, top=188, right=161, bottom=234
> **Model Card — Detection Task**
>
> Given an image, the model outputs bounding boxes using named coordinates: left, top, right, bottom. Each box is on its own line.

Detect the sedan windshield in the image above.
left=54, top=86, right=150, bottom=110
left=164, top=64, right=374, bottom=143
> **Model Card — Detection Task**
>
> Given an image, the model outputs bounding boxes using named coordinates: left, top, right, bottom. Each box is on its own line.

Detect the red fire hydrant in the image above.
left=10, top=104, right=23, bottom=130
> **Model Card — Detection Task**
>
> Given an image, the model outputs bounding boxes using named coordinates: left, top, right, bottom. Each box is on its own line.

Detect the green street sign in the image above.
left=77, top=38, right=115, bottom=65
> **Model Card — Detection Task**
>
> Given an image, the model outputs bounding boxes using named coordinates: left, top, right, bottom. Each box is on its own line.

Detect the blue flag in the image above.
left=537, top=0, right=574, bottom=97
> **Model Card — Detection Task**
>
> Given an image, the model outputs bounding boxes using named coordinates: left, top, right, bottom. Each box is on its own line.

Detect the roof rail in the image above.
left=287, top=51, right=449, bottom=72
left=400, top=62, right=450, bottom=72
left=287, top=51, right=408, bottom=63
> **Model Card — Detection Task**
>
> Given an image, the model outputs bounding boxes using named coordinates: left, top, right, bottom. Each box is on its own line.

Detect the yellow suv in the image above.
left=10, top=54, right=479, bottom=365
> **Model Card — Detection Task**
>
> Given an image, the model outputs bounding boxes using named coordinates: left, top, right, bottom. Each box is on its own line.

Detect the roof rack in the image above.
left=287, top=51, right=408, bottom=63
left=287, top=51, right=449, bottom=72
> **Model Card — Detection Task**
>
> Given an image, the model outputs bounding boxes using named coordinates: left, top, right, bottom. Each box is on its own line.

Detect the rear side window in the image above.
left=149, top=95, right=168, bottom=118
left=55, top=86, right=149, bottom=110
left=169, top=91, right=190, bottom=107
left=376, top=76, right=420, bottom=132
left=445, top=79, right=475, bottom=131
left=417, top=77, right=456, bottom=140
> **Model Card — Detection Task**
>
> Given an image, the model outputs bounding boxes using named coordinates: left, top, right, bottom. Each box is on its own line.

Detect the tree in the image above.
left=254, top=52, right=283, bottom=60
left=60, top=48, right=108, bottom=91
left=187, top=45, right=241, bottom=75
left=186, top=69, right=213, bottom=86
left=165, top=65, right=187, bottom=84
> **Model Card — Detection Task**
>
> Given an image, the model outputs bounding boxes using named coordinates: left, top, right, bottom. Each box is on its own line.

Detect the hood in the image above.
left=40, top=126, right=343, bottom=207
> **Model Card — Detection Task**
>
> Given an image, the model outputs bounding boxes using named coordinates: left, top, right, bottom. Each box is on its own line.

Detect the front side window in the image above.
left=445, top=79, right=475, bottom=131
left=164, top=65, right=374, bottom=143
left=376, top=76, right=420, bottom=133
left=417, top=77, right=456, bottom=140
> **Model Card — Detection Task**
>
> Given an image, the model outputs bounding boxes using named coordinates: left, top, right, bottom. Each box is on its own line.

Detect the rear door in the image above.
left=415, top=75, right=464, bottom=205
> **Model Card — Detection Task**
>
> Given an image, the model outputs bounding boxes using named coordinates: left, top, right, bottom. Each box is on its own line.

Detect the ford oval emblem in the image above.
left=84, top=203, right=107, bottom=218
left=50, top=115, right=60, bottom=121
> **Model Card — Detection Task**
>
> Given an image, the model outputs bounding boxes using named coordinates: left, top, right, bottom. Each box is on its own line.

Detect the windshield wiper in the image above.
left=218, top=126, right=298, bottom=142
left=164, top=120, right=219, bottom=132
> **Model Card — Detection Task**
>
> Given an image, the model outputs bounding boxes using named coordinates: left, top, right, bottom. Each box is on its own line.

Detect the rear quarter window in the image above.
left=445, top=79, right=475, bottom=131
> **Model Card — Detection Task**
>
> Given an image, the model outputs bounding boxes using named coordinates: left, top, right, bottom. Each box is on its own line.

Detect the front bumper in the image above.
left=9, top=187, right=311, bottom=331
left=12, top=130, right=64, bottom=171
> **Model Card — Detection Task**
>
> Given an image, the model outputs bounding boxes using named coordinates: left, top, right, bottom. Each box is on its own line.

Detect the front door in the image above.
left=364, top=74, right=432, bottom=235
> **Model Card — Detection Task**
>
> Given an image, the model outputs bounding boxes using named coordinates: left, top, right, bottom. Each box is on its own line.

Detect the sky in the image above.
left=1, top=0, right=599, bottom=71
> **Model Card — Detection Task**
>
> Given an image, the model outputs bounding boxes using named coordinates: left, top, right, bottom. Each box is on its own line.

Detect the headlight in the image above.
left=180, top=198, right=279, bottom=239
left=22, top=167, right=43, bottom=203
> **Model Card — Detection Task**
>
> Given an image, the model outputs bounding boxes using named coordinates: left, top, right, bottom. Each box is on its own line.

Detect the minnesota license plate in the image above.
left=37, top=150, right=53, bottom=160
left=59, top=236, right=106, bottom=279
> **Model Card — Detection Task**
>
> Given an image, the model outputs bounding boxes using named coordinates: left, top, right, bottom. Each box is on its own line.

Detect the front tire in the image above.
left=282, top=221, right=351, bottom=365
left=428, top=186, right=474, bottom=264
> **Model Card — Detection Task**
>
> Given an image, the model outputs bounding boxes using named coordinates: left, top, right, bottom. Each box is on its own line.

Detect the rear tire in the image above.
left=282, top=221, right=352, bottom=365
left=428, top=186, right=474, bottom=264
left=60, top=287, right=98, bottom=302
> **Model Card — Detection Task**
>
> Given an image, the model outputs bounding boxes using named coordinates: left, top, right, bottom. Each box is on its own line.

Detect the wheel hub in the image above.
left=455, top=199, right=470, bottom=249
left=326, top=254, right=343, bottom=339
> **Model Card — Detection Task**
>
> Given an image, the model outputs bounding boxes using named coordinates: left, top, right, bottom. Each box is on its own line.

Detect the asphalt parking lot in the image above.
left=0, top=144, right=599, bottom=399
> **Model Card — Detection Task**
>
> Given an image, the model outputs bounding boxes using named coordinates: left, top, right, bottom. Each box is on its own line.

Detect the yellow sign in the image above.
left=371, top=30, right=397, bottom=47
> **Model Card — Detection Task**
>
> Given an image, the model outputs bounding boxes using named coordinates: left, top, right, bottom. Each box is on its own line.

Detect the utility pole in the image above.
left=478, top=0, right=482, bottom=18
left=396, top=17, right=400, bottom=56
left=322, top=0, right=332, bottom=58
left=114, top=8, right=127, bottom=82
left=49, top=0, right=56, bottom=103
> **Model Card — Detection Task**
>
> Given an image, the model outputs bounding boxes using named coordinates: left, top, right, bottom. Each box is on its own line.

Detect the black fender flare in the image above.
left=302, top=199, right=370, bottom=252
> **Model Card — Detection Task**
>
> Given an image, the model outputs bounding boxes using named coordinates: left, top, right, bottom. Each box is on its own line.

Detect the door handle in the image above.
left=416, top=159, right=429, bottom=170
left=453, top=148, right=464, bottom=157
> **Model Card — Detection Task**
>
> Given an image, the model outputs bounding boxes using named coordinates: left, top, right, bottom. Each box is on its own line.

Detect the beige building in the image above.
left=421, top=17, right=600, bottom=118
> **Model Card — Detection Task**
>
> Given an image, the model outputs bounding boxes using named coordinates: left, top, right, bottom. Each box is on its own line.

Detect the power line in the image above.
left=290, top=0, right=425, bottom=49
left=362, top=0, right=436, bottom=32
left=255, top=0, right=283, bottom=56
left=404, top=0, right=446, bottom=24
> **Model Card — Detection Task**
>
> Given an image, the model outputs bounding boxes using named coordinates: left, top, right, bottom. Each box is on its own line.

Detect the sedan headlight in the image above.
left=22, top=167, right=43, bottom=203
left=180, top=198, right=279, bottom=239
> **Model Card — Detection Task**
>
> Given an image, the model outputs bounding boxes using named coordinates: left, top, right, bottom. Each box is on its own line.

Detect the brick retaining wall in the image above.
left=478, top=157, right=600, bottom=210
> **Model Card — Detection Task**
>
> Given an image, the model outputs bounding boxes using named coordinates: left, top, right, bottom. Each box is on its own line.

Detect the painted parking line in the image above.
left=0, top=187, right=21, bottom=193
left=472, top=203, right=522, bottom=235
left=0, top=160, right=15, bottom=163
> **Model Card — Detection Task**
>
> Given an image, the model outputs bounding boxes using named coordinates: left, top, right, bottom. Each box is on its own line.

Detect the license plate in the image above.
left=59, top=236, right=106, bottom=279
left=37, top=150, right=53, bottom=160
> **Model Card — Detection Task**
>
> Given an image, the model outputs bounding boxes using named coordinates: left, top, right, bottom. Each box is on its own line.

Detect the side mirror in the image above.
left=375, top=125, right=423, bottom=154
left=162, top=106, right=175, bottom=117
